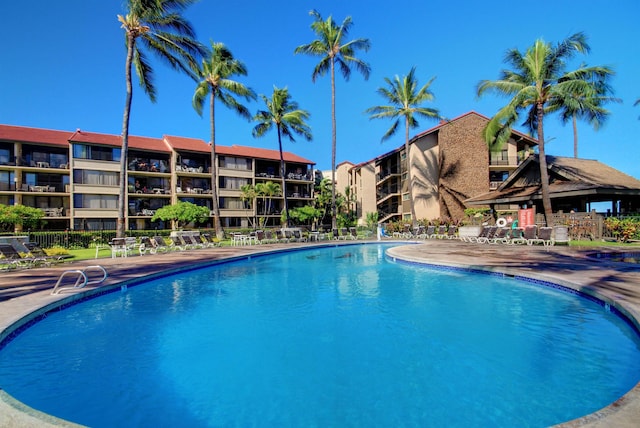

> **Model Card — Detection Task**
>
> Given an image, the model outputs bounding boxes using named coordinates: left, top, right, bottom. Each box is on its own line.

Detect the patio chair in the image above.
left=109, top=238, right=131, bottom=258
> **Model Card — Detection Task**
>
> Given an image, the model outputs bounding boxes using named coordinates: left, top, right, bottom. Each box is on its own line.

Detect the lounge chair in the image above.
left=463, top=225, right=488, bottom=243
left=202, top=233, right=221, bottom=247
left=25, top=242, right=69, bottom=264
left=348, top=227, right=360, bottom=240
left=421, top=225, right=435, bottom=239
left=0, top=243, right=41, bottom=268
left=522, top=225, right=541, bottom=245
left=139, top=236, right=158, bottom=255
left=431, top=225, right=448, bottom=239
left=293, top=229, right=307, bottom=242
left=152, top=236, right=173, bottom=252
left=445, top=225, right=459, bottom=239
left=528, top=226, right=554, bottom=246
left=507, top=228, right=527, bottom=245
left=476, top=226, right=498, bottom=244
left=487, top=227, right=509, bottom=244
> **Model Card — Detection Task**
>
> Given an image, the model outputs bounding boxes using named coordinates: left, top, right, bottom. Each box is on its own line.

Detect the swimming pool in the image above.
left=1, top=244, right=639, bottom=427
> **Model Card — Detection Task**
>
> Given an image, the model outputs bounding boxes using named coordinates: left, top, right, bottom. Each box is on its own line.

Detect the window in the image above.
left=0, top=148, right=11, bottom=165
left=220, top=177, right=249, bottom=189
left=73, top=144, right=121, bottom=162
left=73, top=194, right=118, bottom=209
left=220, top=197, right=244, bottom=209
left=219, top=156, right=252, bottom=171
left=73, top=169, right=119, bottom=186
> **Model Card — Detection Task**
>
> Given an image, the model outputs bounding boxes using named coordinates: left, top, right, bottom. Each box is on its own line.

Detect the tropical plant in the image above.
left=365, top=211, right=379, bottom=231
left=313, top=177, right=333, bottom=225
left=193, top=41, right=256, bottom=239
left=151, top=201, right=209, bottom=230
left=604, top=217, right=640, bottom=243
left=240, top=184, right=257, bottom=228
left=547, top=63, right=618, bottom=158
left=366, top=67, right=441, bottom=227
left=477, top=32, right=605, bottom=226
left=0, top=204, right=44, bottom=232
left=117, top=0, right=205, bottom=237
left=288, top=205, right=323, bottom=228
left=295, top=9, right=370, bottom=230
left=252, top=86, right=312, bottom=228
left=258, top=180, right=281, bottom=217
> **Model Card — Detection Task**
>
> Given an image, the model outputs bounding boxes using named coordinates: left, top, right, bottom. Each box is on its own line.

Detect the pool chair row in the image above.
left=330, top=227, right=368, bottom=241
left=460, top=225, right=555, bottom=246
left=0, top=242, right=69, bottom=270
left=231, top=229, right=311, bottom=246
left=388, top=225, right=459, bottom=240
left=119, top=234, right=220, bottom=256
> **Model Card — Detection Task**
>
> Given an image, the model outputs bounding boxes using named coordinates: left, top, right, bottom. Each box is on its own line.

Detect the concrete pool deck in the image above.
left=0, top=239, right=639, bottom=427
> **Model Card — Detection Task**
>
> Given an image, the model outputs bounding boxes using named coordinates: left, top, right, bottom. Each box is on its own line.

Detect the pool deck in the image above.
left=1, top=239, right=639, bottom=427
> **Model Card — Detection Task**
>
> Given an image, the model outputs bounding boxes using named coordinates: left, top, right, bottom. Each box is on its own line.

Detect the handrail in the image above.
left=51, top=265, right=108, bottom=295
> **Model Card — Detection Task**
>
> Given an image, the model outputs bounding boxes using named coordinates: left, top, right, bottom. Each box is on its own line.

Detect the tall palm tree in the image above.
left=252, top=87, right=312, bottom=228
left=477, top=32, right=602, bottom=226
left=366, top=67, right=441, bottom=227
left=294, top=9, right=371, bottom=230
left=546, top=64, right=618, bottom=158
left=193, top=41, right=256, bottom=239
left=117, top=0, right=205, bottom=237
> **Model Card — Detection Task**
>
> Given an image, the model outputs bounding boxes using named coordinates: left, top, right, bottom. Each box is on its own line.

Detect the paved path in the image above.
left=1, top=240, right=639, bottom=427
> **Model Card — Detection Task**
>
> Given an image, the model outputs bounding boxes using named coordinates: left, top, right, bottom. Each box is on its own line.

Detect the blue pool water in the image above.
left=1, top=244, right=640, bottom=427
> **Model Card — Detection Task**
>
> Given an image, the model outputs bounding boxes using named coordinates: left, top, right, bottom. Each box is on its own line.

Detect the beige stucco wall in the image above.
left=409, top=133, right=440, bottom=221
left=352, top=161, right=377, bottom=225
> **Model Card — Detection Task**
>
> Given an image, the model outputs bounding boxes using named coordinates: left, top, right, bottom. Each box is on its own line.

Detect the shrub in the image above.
left=604, top=217, right=640, bottom=243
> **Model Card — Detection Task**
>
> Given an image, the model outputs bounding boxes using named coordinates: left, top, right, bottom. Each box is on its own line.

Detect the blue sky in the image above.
left=1, top=0, right=639, bottom=178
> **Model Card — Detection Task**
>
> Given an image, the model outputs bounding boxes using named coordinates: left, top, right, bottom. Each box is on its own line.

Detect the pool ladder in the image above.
left=51, top=265, right=108, bottom=295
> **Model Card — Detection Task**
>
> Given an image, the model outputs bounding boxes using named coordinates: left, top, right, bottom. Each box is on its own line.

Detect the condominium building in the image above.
left=0, top=124, right=315, bottom=231
left=338, top=111, right=539, bottom=225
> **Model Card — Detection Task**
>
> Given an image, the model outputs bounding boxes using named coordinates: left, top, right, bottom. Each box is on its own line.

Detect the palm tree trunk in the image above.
left=278, top=126, right=290, bottom=228
left=572, top=113, right=578, bottom=158
left=117, top=33, right=135, bottom=238
left=209, top=91, right=224, bottom=239
left=405, top=116, right=417, bottom=227
left=330, top=58, right=337, bottom=230
left=536, top=103, right=554, bottom=226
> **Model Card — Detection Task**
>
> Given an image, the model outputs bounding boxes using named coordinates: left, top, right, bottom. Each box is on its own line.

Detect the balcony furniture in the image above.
left=36, top=161, right=50, bottom=168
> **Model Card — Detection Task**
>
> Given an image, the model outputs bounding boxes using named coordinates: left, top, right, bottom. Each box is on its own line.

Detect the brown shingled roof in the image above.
left=70, top=130, right=169, bottom=152
left=0, top=124, right=72, bottom=147
left=465, top=155, right=640, bottom=205
left=163, top=135, right=209, bottom=153
left=217, top=145, right=315, bottom=164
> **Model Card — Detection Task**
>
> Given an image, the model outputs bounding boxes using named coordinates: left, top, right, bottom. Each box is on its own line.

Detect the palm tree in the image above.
left=547, top=64, right=618, bottom=158
left=117, top=0, right=205, bottom=238
left=262, top=180, right=281, bottom=217
left=193, top=41, right=256, bottom=239
left=477, top=32, right=603, bottom=226
left=240, top=183, right=257, bottom=228
left=366, top=67, right=441, bottom=227
left=294, top=9, right=371, bottom=230
left=252, top=87, right=312, bottom=228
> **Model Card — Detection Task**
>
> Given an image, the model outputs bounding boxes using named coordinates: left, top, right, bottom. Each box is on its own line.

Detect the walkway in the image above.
left=0, top=240, right=639, bottom=427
